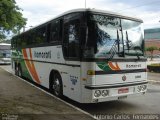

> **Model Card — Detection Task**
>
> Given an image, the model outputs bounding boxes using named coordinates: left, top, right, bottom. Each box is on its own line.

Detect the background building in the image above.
left=144, top=28, right=160, bottom=56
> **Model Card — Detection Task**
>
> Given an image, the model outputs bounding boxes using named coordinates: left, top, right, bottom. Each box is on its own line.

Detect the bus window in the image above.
left=50, top=20, right=60, bottom=43
left=21, top=34, right=27, bottom=47
left=26, top=32, right=32, bottom=46
left=63, top=19, right=80, bottom=58
left=35, top=26, right=46, bottom=45
left=17, top=37, right=22, bottom=48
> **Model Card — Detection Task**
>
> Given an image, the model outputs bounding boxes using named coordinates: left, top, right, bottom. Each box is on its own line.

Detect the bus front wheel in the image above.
left=50, top=72, right=63, bottom=98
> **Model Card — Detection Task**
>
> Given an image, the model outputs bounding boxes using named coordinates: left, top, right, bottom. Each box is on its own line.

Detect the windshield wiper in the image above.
left=120, top=20, right=125, bottom=57
left=126, top=31, right=130, bottom=52
left=117, top=30, right=120, bottom=54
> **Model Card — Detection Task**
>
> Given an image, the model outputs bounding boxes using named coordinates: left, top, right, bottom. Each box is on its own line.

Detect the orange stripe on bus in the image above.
left=108, top=61, right=120, bottom=70
left=22, top=49, right=41, bottom=84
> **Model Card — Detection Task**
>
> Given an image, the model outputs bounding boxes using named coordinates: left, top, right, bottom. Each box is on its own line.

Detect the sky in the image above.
left=15, top=0, right=160, bottom=30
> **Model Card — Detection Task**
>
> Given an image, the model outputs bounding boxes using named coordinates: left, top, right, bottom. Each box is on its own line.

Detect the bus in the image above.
left=0, top=43, right=11, bottom=64
left=11, top=9, right=148, bottom=103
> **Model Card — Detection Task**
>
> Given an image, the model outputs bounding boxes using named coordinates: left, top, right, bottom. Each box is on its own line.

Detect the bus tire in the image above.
left=18, top=65, right=22, bottom=77
left=50, top=72, right=63, bottom=98
left=15, top=63, right=18, bottom=76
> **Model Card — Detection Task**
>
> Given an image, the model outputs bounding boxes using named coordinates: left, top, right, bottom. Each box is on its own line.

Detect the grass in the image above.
left=148, top=63, right=160, bottom=66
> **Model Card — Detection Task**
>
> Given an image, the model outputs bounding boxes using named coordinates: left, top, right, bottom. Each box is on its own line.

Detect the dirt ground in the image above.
left=0, top=67, right=94, bottom=120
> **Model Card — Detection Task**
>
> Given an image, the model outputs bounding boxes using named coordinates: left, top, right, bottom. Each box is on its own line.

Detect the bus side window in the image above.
left=63, top=19, right=80, bottom=59
left=17, top=37, right=21, bottom=48
left=27, top=32, right=32, bottom=46
left=50, top=20, right=60, bottom=43
left=21, top=34, right=28, bottom=47
left=35, top=26, right=46, bottom=45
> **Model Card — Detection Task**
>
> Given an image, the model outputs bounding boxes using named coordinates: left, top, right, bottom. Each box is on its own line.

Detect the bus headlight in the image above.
left=102, top=90, right=109, bottom=97
left=94, top=90, right=101, bottom=97
left=87, top=70, right=95, bottom=75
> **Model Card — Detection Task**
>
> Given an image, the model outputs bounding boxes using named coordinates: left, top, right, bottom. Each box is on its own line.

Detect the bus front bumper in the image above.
left=83, top=81, right=148, bottom=103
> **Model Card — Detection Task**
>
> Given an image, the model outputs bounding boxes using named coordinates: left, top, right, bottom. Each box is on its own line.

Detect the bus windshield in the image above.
left=84, top=14, right=144, bottom=59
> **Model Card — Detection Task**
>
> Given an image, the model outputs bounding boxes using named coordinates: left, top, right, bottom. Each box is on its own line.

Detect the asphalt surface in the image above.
left=148, top=72, right=160, bottom=82
left=70, top=84, right=160, bottom=115
left=0, top=66, right=94, bottom=120
left=1, top=65, right=160, bottom=120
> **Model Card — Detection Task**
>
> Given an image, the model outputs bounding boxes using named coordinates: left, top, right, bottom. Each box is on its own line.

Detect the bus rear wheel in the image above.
left=18, top=65, right=22, bottom=77
left=15, top=64, right=18, bottom=76
left=50, top=73, right=63, bottom=97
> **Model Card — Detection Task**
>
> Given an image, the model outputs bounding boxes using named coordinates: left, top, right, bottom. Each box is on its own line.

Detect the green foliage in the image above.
left=148, top=63, right=160, bottom=67
left=0, top=0, right=27, bottom=38
left=145, top=46, right=159, bottom=60
left=145, top=46, right=158, bottom=52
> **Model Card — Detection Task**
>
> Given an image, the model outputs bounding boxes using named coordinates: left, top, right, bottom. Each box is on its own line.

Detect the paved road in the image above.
left=70, top=84, right=160, bottom=115
left=0, top=66, right=93, bottom=120
left=62, top=72, right=160, bottom=118
left=148, top=72, right=160, bottom=82
left=147, top=58, right=160, bottom=65
left=1, top=65, right=160, bottom=120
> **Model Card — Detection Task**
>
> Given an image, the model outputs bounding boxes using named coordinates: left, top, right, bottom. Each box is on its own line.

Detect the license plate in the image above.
left=118, top=96, right=127, bottom=100
left=118, top=88, right=129, bottom=94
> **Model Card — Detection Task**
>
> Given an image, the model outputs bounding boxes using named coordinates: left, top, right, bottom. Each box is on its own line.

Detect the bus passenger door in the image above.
left=62, top=13, right=82, bottom=102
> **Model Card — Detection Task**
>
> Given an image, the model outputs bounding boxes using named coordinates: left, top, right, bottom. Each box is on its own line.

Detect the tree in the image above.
left=145, top=46, right=158, bottom=60
left=0, top=0, right=27, bottom=39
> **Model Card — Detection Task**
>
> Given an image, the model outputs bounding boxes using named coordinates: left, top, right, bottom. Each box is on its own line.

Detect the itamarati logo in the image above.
left=34, top=51, right=51, bottom=59
left=96, top=61, right=121, bottom=71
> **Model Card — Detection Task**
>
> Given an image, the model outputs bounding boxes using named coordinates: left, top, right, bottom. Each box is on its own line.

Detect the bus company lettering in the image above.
left=126, top=64, right=141, bottom=68
left=34, top=51, right=51, bottom=59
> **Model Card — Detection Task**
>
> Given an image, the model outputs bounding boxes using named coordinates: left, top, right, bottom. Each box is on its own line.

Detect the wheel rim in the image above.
left=53, top=78, right=60, bottom=96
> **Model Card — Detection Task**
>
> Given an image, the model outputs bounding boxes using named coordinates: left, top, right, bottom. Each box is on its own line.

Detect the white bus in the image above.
left=0, top=43, right=11, bottom=64
left=11, top=9, right=148, bottom=103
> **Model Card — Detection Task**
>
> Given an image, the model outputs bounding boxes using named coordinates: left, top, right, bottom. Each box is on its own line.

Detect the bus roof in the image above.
left=61, top=8, right=143, bottom=22
left=15, top=8, right=143, bottom=35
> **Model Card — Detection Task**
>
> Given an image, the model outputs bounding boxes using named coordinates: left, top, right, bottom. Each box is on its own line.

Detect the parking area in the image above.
left=0, top=66, right=93, bottom=120
left=147, top=58, right=160, bottom=65
left=1, top=61, right=160, bottom=120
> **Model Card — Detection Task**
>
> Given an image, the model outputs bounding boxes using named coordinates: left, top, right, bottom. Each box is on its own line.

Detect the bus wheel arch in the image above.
left=49, top=70, right=63, bottom=97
